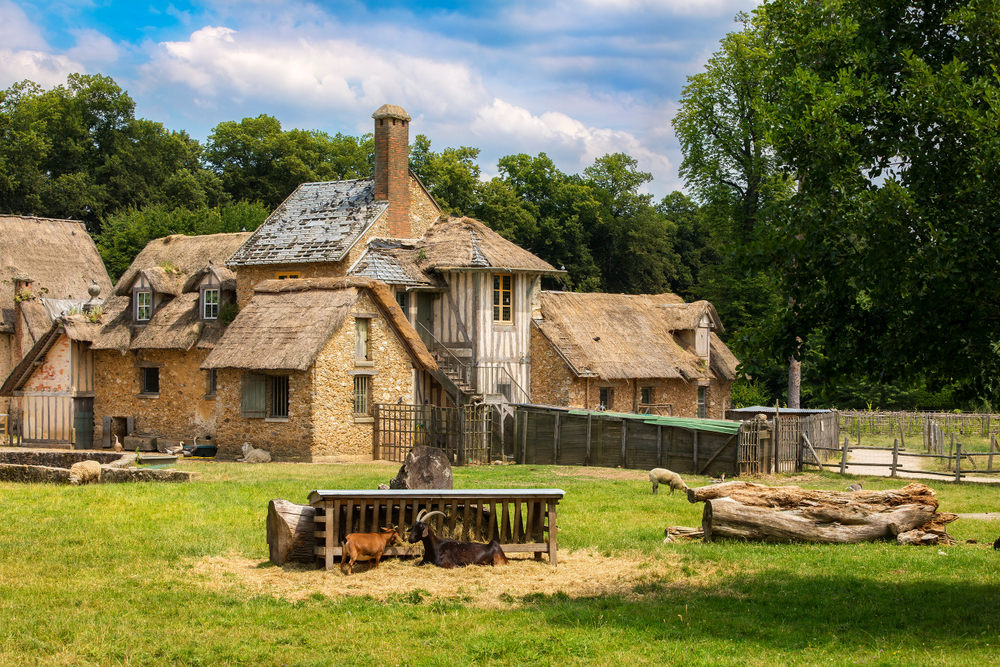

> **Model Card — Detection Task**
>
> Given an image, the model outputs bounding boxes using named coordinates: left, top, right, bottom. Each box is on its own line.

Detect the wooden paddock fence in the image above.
left=513, top=406, right=742, bottom=476
left=839, top=410, right=1000, bottom=442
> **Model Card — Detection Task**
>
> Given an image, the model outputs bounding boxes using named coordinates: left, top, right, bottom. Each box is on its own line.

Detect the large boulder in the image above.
left=389, top=446, right=453, bottom=490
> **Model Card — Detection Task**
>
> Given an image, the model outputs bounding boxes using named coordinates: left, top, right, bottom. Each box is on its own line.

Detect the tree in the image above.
left=408, top=134, right=481, bottom=215
left=758, top=0, right=1000, bottom=403
left=205, top=116, right=372, bottom=208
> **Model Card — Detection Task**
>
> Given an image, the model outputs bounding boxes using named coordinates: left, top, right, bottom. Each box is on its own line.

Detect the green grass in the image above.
left=2, top=462, right=999, bottom=666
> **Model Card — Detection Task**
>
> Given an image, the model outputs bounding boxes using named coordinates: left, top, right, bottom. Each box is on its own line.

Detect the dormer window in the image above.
left=136, top=290, right=151, bottom=321
left=203, top=288, right=219, bottom=319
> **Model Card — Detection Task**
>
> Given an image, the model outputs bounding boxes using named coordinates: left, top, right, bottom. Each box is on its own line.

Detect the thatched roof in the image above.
left=414, top=217, right=562, bottom=274
left=129, top=293, right=204, bottom=351
left=709, top=333, right=739, bottom=382
left=533, top=291, right=738, bottom=382
left=182, top=265, right=237, bottom=293
left=89, top=296, right=132, bottom=353
left=203, top=277, right=436, bottom=372
left=0, top=216, right=112, bottom=334
left=226, top=180, right=389, bottom=267
left=114, top=232, right=252, bottom=295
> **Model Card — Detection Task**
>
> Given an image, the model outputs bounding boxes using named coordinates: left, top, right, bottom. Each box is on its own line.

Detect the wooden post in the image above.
left=458, top=405, right=466, bottom=466
left=802, top=434, right=823, bottom=471
left=553, top=412, right=560, bottom=463
left=897, top=420, right=906, bottom=451
left=954, top=443, right=962, bottom=483
left=522, top=410, right=529, bottom=464
left=656, top=425, right=662, bottom=467
left=547, top=499, right=558, bottom=566
left=325, top=501, right=336, bottom=571
left=989, top=434, right=996, bottom=472
left=585, top=413, right=592, bottom=466
left=948, top=433, right=955, bottom=470
left=840, top=436, right=849, bottom=475
left=891, top=438, right=899, bottom=478
left=693, top=430, right=699, bottom=474
left=372, top=404, right=381, bottom=460
left=620, top=418, right=628, bottom=468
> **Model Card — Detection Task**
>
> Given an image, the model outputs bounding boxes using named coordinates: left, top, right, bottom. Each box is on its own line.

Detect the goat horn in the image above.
left=418, top=511, right=446, bottom=523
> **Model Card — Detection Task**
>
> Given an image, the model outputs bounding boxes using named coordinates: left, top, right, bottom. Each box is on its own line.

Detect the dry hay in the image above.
left=184, top=549, right=702, bottom=608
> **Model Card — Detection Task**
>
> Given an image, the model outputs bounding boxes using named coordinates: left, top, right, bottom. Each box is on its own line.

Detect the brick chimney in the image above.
left=372, top=104, right=412, bottom=238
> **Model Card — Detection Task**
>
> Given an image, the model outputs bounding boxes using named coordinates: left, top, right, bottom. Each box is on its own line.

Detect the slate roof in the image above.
left=227, top=180, right=388, bottom=267
left=348, top=241, right=440, bottom=288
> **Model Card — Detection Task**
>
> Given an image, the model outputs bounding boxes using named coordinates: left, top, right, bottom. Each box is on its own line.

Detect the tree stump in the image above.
left=389, top=446, right=453, bottom=490
left=266, top=499, right=316, bottom=566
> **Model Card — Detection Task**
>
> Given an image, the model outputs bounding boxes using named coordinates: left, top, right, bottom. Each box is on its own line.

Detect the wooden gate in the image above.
left=774, top=414, right=800, bottom=473
left=20, top=394, right=74, bottom=446
left=737, top=420, right=763, bottom=475
left=374, top=404, right=493, bottom=465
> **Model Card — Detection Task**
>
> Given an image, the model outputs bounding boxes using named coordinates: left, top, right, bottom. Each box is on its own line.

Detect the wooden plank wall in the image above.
left=516, top=406, right=737, bottom=475
left=21, top=393, right=74, bottom=443
left=72, top=341, right=94, bottom=393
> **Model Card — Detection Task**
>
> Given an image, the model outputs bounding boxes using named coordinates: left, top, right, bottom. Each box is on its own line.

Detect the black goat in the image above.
left=407, top=509, right=509, bottom=568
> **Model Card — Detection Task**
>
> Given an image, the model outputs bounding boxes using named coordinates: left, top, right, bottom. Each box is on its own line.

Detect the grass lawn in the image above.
left=1, top=461, right=998, bottom=666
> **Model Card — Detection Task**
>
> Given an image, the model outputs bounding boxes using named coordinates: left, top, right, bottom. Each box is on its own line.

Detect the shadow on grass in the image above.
left=510, top=570, right=1000, bottom=652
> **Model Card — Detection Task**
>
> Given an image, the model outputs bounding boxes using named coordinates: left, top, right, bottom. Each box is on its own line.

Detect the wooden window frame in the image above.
left=355, top=317, right=370, bottom=363
left=206, top=368, right=217, bottom=397
left=697, top=386, right=707, bottom=418
left=201, top=288, right=219, bottom=320
left=353, top=375, right=371, bottom=418
left=493, top=273, right=513, bottom=324
left=269, top=375, right=290, bottom=420
left=640, top=387, right=652, bottom=405
left=276, top=272, right=301, bottom=280
left=599, top=387, right=613, bottom=410
left=135, top=290, right=152, bottom=322
left=140, top=367, right=159, bottom=395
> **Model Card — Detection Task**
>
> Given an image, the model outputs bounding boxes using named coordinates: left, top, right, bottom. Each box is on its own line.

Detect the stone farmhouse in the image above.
left=1, top=104, right=740, bottom=459
left=530, top=291, right=738, bottom=419
left=0, top=215, right=113, bottom=445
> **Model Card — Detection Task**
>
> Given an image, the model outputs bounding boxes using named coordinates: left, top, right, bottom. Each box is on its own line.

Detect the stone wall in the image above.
left=312, top=291, right=416, bottom=458
left=93, top=348, right=219, bottom=444
left=408, top=177, right=439, bottom=240
left=1, top=332, right=12, bottom=416
left=212, top=367, right=314, bottom=460
left=529, top=324, right=578, bottom=406
left=235, top=261, right=349, bottom=308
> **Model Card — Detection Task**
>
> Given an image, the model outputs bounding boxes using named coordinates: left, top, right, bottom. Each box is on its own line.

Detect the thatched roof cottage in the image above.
left=88, top=232, right=252, bottom=447
left=0, top=215, right=112, bottom=442
left=530, top=291, right=739, bottom=418
left=203, top=277, right=437, bottom=460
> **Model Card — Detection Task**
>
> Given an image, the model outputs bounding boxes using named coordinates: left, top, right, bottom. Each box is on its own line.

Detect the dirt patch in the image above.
left=184, top=549, right=700, bottom=608
left=550, top=467, right=650, bottom=481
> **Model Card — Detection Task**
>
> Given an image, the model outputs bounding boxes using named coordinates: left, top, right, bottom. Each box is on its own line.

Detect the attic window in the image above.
left=136, top=290, right=152, bottom=322
left=203, top=288, right=219, bottom=320
left=276, top=272, right=300, bottom=280
left=493, top=274, right=513, bottom=324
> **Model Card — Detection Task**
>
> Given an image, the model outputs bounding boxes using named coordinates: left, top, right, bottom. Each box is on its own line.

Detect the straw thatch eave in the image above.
left=534, top=291, right=736, bottom=383
left=415, top=217, right=563, bottom=275
left=113, top=232, right=253, bottom=295
left=89, top=295, right=135, bottom=353
left=203, top=277, right=436, bottom=372
left=709, top=332, right=739, bottom=382
left=0, top=216, right=113, bottom=332
left=129, top=293, right=205, bottom=351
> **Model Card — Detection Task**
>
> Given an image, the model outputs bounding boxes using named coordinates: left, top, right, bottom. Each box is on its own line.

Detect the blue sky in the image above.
left=0, top=0, right=758, bottom=198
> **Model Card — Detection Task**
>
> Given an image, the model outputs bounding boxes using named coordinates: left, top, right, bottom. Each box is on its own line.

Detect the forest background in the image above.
left=1, top=0, right=997, bottom=413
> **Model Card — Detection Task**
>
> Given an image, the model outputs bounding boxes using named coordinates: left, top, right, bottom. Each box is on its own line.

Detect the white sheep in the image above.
left=69, top=460, right=102, bottom=485
left=649, top=468, right=688, bottom=496
left=237, top=442, right=271, bottom=464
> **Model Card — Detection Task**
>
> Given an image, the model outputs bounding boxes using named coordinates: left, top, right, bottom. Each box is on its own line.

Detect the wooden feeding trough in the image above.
left=305, top=489, right=565, bottom=570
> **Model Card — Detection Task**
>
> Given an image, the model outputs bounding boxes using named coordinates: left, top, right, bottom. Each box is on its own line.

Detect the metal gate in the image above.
left=374, top=403, right=493, bottom=465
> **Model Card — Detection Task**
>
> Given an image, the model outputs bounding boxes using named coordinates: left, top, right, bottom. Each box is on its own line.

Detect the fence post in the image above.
left=840, top=436, right=849, bottom=475
left=891, top=437, right=899, bottom=478
left=372, top=404, right=381, bottom=460
left=954, top=443, right=962, bottom=483
left=585, top=413, right=592, bottom=466
left=620, top=418, right=628, bottom=468
left=457, top=406, right=466, bottom=466
left=989, top=434, right=996, bottom=473
left=553, top=412, right=560, bottom=464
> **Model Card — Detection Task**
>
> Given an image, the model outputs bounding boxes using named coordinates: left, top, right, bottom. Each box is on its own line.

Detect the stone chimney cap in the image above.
left=14, top=272, right=33, bottom=283
left=372, top=104, right=411, bottom=122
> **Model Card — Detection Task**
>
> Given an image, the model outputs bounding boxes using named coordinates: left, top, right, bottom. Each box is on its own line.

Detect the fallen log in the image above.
left=688, top=482, right=955, bottom=545
left=266, top=499, right=316, bottom=566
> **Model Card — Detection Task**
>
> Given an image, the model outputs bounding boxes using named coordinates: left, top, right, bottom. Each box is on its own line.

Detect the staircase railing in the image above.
left=417, top=323, right=472, bottom=391
left=476, top=364, right=530, bottom=404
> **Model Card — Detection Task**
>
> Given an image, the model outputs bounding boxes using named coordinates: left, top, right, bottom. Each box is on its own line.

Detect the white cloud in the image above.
left=142, top=25, right=490, bottom=123
left=66, top=29, right=121, bottom=64
left=0, top=1, right=47, bottom=50
left=0, top=49, right=85, bottom=88
left=471, top=98, right=673, bottom=187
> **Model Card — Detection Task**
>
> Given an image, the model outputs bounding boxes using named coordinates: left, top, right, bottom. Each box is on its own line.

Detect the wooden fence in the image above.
left=514, top=406, right=741, bottom=476
left=373, top=403, right=493, bottom=465
left=839, top=410, right=1000, bottom=441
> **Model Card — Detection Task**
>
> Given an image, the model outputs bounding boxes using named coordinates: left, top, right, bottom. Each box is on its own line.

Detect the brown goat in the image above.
left=341, top=527, right=399, bottom=574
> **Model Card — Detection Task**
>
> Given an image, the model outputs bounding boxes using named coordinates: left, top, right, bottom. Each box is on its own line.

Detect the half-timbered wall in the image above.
left=431, top=271, right=536, bottom=398
left=72, top=341, right=94, bottom=393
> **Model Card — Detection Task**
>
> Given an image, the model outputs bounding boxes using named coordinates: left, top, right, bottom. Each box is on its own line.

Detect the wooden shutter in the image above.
left=241, top=375, right=266, bottom=418
left=102, top=416, right=111, bottom=448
